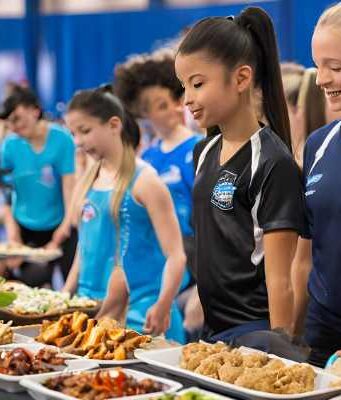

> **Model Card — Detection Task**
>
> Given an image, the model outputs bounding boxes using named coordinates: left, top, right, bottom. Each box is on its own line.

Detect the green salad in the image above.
left=155, top=391, right=221, bottom=399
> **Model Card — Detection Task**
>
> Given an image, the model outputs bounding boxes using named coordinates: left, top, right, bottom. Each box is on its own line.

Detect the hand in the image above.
left=144, top=301, right=170, bottom=336
left=6, top=232, right=23, bottom=269
left=46, top=224, right=70, bottom=249
left=183, top=286, right=204, bottom=333
left=8, top=230, right=22, bottom=246
left=6, top=256, right=24, bottom=270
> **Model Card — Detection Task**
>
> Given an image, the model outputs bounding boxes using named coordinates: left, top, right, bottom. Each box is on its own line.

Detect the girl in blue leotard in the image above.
left=63, top=88, right=186, bottom=342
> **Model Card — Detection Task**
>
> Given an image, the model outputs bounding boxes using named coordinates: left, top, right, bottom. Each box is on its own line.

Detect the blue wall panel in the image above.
left=0, top=0, right=338, bottom=113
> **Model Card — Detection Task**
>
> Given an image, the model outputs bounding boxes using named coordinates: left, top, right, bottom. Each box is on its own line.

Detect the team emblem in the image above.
left=211, top=170, right=237, bottom=210
left=82, top=201, right=97, bottom=222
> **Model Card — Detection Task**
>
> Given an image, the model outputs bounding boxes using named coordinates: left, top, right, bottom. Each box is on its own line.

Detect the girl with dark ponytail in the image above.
left=63, top=88, right=186, bottom=342
left=175, top=7, right=306, bottom=343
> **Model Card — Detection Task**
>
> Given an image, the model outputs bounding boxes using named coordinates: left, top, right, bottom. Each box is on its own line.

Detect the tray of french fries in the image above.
left=0, top=242, right=63, bottom=262
left=34, top=311, right=153, bottom=364
left=0, top=281, right=100, bottom=325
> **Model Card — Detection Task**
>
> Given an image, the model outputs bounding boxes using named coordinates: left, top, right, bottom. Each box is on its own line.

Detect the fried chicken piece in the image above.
left=181, top=351, right=209, bottom=370
left=218, top=364, right=244, bottom=383
left=106, top=328, right=126, bottom=342
left=195, top=358, right=223, bottom=379
left=206, top=342, right=230, bottom=354
left=235, top=367, right=278, bottom=393
left=221, top=349, right=244, bottom=367
left=264, top=358, right=286, bottom=370
left=114, top=344, right=126, bottom=360
left=78, top=319, right=98, bottom=350
left=54, top=332, right=78, bottom=347
left=123, top=335, right=151, bottom=352
left=71, top=312, right=88, bottom=333
left=235, top=364, right=316, bottom=394
left=87, top=342, right=108, bottom=360
left=96, top=317, right=120, bottom=330
left=182, top=342, right=210, bottom=361
left=36, top=320, right=65, bottom=344
left=242, top=353, right=269, bottom=368
left=274, top=364, right=315, bottom=394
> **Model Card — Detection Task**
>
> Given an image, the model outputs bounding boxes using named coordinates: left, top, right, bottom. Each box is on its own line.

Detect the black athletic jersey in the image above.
left=193, top=127, right=306, bottom=337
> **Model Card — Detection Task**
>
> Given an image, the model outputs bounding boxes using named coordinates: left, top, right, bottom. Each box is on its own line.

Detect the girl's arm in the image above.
left=135, top=167, right=186, bottom=335
left=264, top=230, right=298, bottom=333
left=3, top=205, right=23, bottom=269
left=62, top=247, right=80, bottom=295
left=291, top=238, right=312, bottom=335
left=48, top=173, right=76, bottom=248
left=3, top=204, right=21, bottom=243
left=96, top=266, right=129, bottom=325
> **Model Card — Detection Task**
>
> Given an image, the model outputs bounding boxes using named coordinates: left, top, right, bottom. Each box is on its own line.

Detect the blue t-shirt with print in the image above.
left=303, top=119, right=341, bottom=317
left=1, top=123, right=75, bottom=230
left=142, top=135, right=202, bottom=237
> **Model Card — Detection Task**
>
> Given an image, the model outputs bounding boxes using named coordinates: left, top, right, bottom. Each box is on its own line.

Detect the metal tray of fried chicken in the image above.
left=0, top=342, right=98, bottom=392
left=134, top=342, right=341, bottom=400
left=33, top=311, right=153, bottom=365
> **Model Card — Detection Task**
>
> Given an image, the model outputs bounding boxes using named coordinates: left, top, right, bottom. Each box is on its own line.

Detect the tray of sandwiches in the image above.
left=35, top=312, right=153, bottom=364
left=0, top=281, right=100, bottom=325
left=0, top=242, right=63, bottom=263
left=135, top=341, right=341, bottom=400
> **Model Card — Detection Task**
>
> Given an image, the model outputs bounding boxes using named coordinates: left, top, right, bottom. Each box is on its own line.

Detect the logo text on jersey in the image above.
left=211, top=170, right=237, bottom=211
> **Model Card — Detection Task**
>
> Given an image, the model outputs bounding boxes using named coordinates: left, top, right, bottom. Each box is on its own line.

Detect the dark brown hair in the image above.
left=178, top=7, right=291, bottom=150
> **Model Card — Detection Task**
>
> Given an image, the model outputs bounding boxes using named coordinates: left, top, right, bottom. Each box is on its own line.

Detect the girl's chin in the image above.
left=85, top=150, right=100, bottom=160
left=327, top=103, right=341, bottom=114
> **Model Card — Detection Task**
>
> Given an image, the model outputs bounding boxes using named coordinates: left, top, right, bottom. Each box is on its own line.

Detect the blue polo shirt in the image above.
left=142, top=135, right=202, bottom=237
left=303, top=119, right=341, bottom=316
left=1, top=123, right=75, bottom=231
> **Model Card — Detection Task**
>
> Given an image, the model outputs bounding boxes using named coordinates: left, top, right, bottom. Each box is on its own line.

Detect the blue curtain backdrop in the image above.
left=0, top=0, right=336, bottom=113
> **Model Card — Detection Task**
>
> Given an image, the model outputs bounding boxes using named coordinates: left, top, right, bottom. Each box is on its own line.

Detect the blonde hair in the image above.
left=281, top=62, right=305, bottom=107
left=316, top=2, right=341, bottom=31
left=281, top=63, right=326, bottom=138
left=67, top=89, right=138, bottom=266
left=71, top=145, right=135, bottom=266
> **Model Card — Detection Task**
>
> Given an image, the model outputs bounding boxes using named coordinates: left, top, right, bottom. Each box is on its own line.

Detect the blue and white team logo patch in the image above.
left=211, top=170, right=237, bottom=211
left=306, top=174, right=323, bottom=187
left=81, top=202, right=97, bottom=222
left=160, top=165, right=181, bottom=184
left=40, top=165, right=56, bottom=187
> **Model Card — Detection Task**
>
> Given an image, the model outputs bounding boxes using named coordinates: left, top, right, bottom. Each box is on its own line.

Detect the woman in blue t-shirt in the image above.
left=0, top=87, right=77, bottom=286
left=62, top=87, right=186, bottom=342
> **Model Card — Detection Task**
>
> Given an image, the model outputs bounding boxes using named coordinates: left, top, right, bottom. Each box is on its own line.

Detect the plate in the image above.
left=20, top=367, right=183, bottom=399
left=135, top=346, right=341, bottom=400
left=152, top=387, right=233, bottom=399
left=0, top=245, right=63, bottom=263
left=0, top=343, right=98, bottom=393
left=0, top=304, right=101, bottom=326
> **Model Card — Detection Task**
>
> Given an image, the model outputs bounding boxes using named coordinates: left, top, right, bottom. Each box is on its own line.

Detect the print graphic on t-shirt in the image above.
left=185, top=150, right=193, bottom=164
left=40, top=165, right=56, bottom=187
left=307, top=174, right=323, bottom=187
left=160, top=165, right=182, bottom=184
left=82, top=201, right=97, bottom=222
left=211, top=170, right=237, bottom=211
left=305, top=174, right=323, bottom=197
